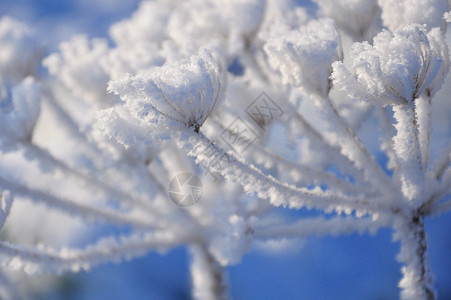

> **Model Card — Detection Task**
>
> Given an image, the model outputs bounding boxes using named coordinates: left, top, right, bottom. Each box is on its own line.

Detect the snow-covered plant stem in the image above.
left=313, top=94, right=396, bottom=194
left=0, top=229, right=191, bottom=274
left=395, top=209, right=435, bottom=300
left=177, top=127, right=383, bottom=214
left=416, top=93, right=432, bottom=170
left=392, top=103, right=425, bottom=202
left=190, top=244, right=229, bottom=300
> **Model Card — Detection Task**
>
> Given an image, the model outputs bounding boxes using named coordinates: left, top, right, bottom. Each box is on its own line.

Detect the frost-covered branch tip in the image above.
left=378, top=0, right=450, bottom=31
left=332, top=24, right=449, bottom=202
left=108, top=48, right=225, bottom=132
left=332, top=24, right=449, bottom=106
left=313, top=0, right=379, bottom=39
left=263, top=18, right=342, bottom=97
left=43, top=35, right=111, bottom=102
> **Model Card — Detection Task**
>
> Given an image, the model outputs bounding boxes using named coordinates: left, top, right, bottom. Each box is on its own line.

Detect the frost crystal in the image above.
left=264, top=18, right=343, bottom=96
left=378, top=0, right=449, bottom=31
left=332, top=24, right=449, bottom=106
left=314, top=0, right=379, bottom=39
left=43, top=35, right=111, bottom=102
left=108, top=48, right=225, bottom=131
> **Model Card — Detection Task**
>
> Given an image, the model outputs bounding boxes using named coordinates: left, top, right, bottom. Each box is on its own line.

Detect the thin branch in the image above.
left=177, top=128, right=390, bottom=215
left=416, top=94, right=432, bottom=170
left=431, top=199, right=451, bottom=216
left=0, top=174, right=161, bottom=229
left=288, top=107, right=369, bottom=187
left=211, top=116, right=374, bottom=196
left=20, top=142, right=157, bottom=213
left=374, top=106, right=398, bottom=171
left=43, top=87, right=104, bottom=164
left=0, top=230, right=192, bottom=274
left=189, top=244, right=228, bottom=300
left=429, top=168, right=451, bottom=215
left=316, top=95, right=397, bottom=195
left=431, top=142, right=451, bottom=181
left=349, top=102, right=373, bottom=132
left=254, top=143, right=377, bottom=195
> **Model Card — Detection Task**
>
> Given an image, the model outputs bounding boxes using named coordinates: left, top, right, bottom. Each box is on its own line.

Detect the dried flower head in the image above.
left=264, top=18, right=343, bottom=97
left=332, top=24, right=449, bottom=106
left=108, top=48, right=225, bottom=132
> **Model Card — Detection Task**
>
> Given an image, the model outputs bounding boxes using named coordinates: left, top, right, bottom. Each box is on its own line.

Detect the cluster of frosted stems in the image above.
left=0, top=1, right=450, bottom=299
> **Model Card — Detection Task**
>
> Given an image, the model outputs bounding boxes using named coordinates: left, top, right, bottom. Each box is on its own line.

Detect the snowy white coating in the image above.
left=0, top=77, right=41, bottom=147
left=264, top=18, right=343, bottom=96
left=108, top=48, right=225, bottom=130
left=0, top=17, right=42, bottom=84
left=332, top=24, right=449, bottom=106
left=0, top=1, right=451, bottom=299
left=43, top=35, right=111, bottom=102
left=167, top=0, right=265, bottom=54
left=109, top=0, right=176, bottom=47
left=314, top=0, right=379, bottom=38
left=378, top=0, right=449, bottom=31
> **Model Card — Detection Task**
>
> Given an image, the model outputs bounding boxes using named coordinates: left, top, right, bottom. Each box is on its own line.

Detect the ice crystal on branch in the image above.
left=332, top=24, right=449, bottom=106
left=314, top=0, right=379, bottom=39
left=333, top=24, right=449, bottom=202
left=264, top=18, right=343, bottom=97
left=43, top=35, right=111, bottom=103
left=378, top=0, right=449, bottom=31
left=108, top=48, right=225, bottom=132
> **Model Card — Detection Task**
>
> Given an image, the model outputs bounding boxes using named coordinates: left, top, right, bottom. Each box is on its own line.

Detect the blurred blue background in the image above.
left=1, top=0, right=450, bottom=299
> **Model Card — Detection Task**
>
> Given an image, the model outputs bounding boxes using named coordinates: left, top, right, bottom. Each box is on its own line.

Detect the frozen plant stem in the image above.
left=20, top=142, right=157, bottom=213
left=190, top=244, right=228, bottom=300
left=392, top=103, right=424, bottom=202
left=374, top=106, right=397, bottom=171
left=397, top=210, right=435, bottom=300
left=181, top=128, right=387, bottom=213
left=416, top=94, right=432, bottom=170
left=211, top=116, right=370, bottom=195
left=290, top=108, right=369, bottom=187
left=315, top=94, right=396, bottom=194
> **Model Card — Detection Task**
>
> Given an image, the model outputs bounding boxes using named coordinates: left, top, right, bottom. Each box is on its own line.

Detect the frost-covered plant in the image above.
left=44, top=35, right=111, bottom=103
left=264, top=18, right=343, bottom=97
left=333, top=24, right=450, bottom=299
left=0, top=17, right=43, bottom=84
left=378, top=0, right=450, bottom=31
left=314, top=0, right=380, bottom=40
left=108, top=48, right=225, bottom=132
left=0, top=0, right=451, bottom=299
